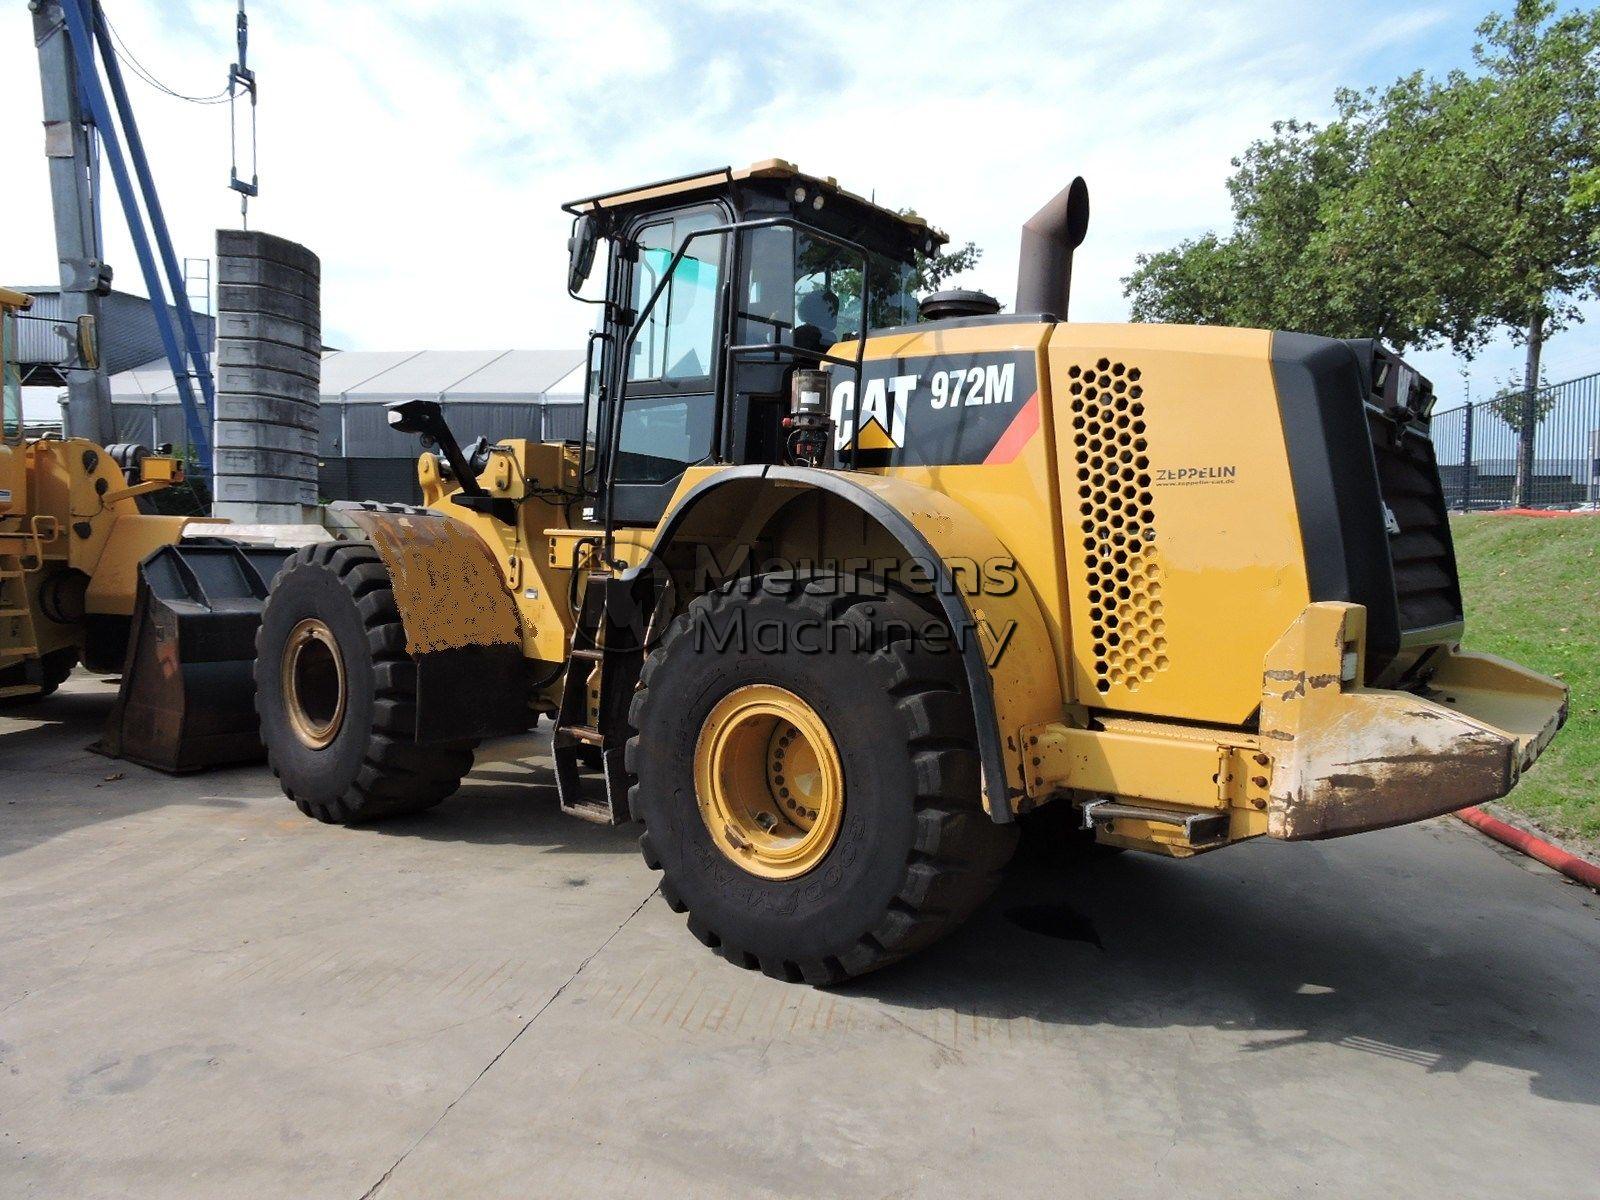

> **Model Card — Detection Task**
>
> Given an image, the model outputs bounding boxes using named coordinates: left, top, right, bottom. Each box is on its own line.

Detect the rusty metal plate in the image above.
left=341, top=509, right=520, bottom=655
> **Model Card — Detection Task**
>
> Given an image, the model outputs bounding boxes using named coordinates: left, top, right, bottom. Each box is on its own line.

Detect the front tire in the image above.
left=0, top=647, right=76, bottom=706
left=627, top=574, right=1016, bottom=984
left=254, top=542, right=477, bottom=823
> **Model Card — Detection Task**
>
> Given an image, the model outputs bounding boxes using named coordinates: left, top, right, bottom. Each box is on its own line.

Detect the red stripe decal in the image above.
left=983, top=391, right=1040, bottom=465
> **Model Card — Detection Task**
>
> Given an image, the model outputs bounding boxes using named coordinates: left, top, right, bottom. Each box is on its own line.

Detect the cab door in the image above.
left=607, top=205, right=727, bottom=526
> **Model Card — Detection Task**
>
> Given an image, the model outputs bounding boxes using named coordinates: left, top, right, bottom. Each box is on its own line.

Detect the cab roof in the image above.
left=563, top=159, right=947, bottom=253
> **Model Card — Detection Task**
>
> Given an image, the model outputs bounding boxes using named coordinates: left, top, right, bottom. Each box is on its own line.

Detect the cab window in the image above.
left=738, top=227, right=918, bottom=351
left=628, top=209, right=724, bottom=384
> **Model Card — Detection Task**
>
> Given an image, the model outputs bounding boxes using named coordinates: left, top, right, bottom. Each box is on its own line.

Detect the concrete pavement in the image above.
left=3, top=675, right=1598, bottom=1198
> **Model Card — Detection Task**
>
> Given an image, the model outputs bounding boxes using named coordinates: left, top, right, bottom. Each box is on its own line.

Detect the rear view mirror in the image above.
left=567, top=214, right=599, bottom=294
left=386, top=398, right=443, bottom=435
left=77, top=314, right=100, bottom=370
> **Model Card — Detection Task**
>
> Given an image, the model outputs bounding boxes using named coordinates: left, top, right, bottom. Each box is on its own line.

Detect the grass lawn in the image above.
left=1452, top=514, right=1599, bottom=844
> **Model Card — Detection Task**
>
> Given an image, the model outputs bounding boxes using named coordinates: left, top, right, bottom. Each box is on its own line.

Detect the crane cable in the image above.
left=99, top=12, right=231, bottom=105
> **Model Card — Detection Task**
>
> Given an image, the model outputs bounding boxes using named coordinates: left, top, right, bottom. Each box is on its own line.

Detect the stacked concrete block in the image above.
left=211, top=230, right=322, bottom=523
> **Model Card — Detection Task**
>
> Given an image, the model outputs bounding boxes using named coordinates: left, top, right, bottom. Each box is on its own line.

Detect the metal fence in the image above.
left=1431, top=371, right=1600, bottom=511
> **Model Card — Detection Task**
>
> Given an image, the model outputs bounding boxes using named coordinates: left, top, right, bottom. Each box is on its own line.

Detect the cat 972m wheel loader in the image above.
left=250, top=161, right=1567, bottom=984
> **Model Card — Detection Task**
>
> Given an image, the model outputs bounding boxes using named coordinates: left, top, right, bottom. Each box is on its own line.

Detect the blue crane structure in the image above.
left=31, top=0, right=218, bottom=480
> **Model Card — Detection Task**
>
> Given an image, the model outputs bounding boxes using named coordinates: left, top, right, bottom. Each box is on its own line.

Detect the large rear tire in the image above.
left=627, top=573, right=1016, bottom=984
left=254, top=542, right=477, bottom=823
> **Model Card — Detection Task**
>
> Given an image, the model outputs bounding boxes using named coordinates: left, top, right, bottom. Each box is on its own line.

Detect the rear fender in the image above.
left=638, top=466, right=1063, bottom=821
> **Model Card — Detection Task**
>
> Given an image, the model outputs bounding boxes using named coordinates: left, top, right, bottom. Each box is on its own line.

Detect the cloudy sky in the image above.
left=3, top=0, right=1596, bottom=406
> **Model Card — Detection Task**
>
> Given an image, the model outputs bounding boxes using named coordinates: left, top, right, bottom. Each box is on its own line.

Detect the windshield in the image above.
left=2, top=308, right=21, bottom=439
left=740, top=228, right=917, bottom=350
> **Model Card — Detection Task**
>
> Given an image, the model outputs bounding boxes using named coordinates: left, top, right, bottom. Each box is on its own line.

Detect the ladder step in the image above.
left=560, top=796, right=622, bottom=826
left=1081, top=798, right=1229, bottom=846
left=569, top=647, right=604, bottom=662
left=561, top=725, right=605, bottom=746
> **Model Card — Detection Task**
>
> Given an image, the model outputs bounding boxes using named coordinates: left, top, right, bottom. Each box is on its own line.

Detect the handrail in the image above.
left=576, top=327, right=611, bottom=496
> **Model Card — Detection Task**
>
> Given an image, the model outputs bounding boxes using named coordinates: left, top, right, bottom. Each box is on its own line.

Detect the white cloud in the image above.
left=1, top=0, right=1592, bottom=402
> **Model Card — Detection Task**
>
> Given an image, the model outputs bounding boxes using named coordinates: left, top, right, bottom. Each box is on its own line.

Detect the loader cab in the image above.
left=564, top=161, right=943, bottom=527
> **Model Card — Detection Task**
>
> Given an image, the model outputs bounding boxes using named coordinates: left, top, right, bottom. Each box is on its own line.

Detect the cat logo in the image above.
left=831, top=375, right=916, bottom=451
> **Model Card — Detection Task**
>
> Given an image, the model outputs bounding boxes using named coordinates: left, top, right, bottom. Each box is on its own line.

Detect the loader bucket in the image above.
left=97, top=539, right=296, bottom=773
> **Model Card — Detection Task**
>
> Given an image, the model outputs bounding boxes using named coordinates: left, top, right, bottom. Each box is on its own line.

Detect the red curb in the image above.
left=1486, top=508, right=1599, bottom=518
left=1455, top=807, right=1600, bottom=891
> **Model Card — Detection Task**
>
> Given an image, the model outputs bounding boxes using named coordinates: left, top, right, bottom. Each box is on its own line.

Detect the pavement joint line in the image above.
left=355, top=883, right=661, bottom=1200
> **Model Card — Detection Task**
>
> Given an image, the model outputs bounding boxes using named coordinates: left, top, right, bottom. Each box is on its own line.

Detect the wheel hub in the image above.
left=281, top=617, right=347, bottom=750
left=693, top=684, right=843, bottom=880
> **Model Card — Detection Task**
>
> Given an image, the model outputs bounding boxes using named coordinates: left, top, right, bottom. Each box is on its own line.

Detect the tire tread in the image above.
left=256, top=541, right=477, bottom=824
left=627, top=572, right=1015, bottom=983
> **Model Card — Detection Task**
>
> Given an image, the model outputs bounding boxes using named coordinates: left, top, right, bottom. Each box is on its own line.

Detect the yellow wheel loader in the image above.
left=1, top=284, right=189, bottom=701
left=2, top=285, right=287, bottom=767
left=249, top=162, right=1567, bottom=983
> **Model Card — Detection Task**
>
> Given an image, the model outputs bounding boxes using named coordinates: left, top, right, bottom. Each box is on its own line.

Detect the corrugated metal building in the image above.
left=7, top=286, right=217, bottom=385
left=107, top=348, right=586, bottom=505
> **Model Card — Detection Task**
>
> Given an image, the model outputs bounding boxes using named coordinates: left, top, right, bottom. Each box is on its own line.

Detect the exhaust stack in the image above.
left=1015, top=177, right=1090, bottom=319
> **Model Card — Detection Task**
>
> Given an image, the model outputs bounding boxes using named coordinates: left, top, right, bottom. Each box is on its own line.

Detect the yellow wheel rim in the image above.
left=281, top=617, right=347, bottom=750
left=693, top=684, right=844, bottom=881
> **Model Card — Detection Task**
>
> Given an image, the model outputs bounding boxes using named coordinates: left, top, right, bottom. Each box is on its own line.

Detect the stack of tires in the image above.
left=211, top=230, right=321, bottom=524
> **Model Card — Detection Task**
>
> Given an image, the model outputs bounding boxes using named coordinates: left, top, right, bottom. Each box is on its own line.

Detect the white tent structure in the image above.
left=106, top=347, right=586, bottom=504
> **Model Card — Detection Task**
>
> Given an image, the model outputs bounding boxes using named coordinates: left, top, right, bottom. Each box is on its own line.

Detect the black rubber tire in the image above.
left=627, top=573, right=1017, bottom=985
left=254, top=541, right=478, bottom=824
left=0, top=646, right=77, bottom=706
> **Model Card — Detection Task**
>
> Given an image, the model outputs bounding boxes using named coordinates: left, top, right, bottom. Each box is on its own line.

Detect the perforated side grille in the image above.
left=1067, top=358, right=1169, bottom=695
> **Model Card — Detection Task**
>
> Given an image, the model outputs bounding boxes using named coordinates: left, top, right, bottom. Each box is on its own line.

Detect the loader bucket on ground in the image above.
left=97, top=540, right=296, bottom=773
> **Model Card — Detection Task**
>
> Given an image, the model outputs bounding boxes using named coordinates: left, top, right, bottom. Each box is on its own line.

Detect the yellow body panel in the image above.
left=860, top=322, right=1076, bottom=708
left=826, top=470, right=1063, bottom=809
left=82, top=513, right=197, bottom=614
left=412, top=441, right=589, bottom=666
left=1047, top=324, right=1310, bottom=726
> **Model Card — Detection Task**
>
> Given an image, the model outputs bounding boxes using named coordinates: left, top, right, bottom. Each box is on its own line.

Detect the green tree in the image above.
left=1488, top=368, right=1556, bottom=438
left=913, top=234, right=982, bottom=295
left=1124, top=119, right=1408, bottom=339
left=1125, top=1, right=1600, bottom=506
left=1335, top=1, right=1600, bottom=504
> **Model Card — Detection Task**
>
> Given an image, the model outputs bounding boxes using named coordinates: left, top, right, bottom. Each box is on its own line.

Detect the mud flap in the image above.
left=96, top=540, right=295, bottom=773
